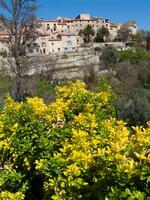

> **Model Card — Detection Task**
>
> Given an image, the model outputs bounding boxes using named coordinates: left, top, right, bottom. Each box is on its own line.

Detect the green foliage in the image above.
left=0, top=50, right=7, bottom=58
left=95, top=26, right=110, bottom=42
left=132, top=30, right=145, bottom=47
left=0, top=170, right=25, bottom=193
left=109, top=51, right=150, bottom=126
left=116, top=88, right=150, bottom=126
left=0, top=81, right=150, bottom=200
left=94, top=46, right=101, bottom=51
left=144, top=31, right=150, bottom=50
left=61, top=54, right=69, bottom=59
left=82, top=25, right=95, bottom=43
left=100, top=47, right=118, bottom=68
left=118, top=46, right=150, bottom=64
left=34, top=79, right=54, bottom=102
left=0, top=75, right=9, bottom=99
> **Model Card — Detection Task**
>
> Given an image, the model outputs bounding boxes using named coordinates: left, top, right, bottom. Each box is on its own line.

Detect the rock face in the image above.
left=0, top=51, right=102, bottom=80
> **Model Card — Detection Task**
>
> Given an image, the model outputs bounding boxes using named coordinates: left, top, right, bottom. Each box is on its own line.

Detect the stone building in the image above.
left=0, top=14, right=138, bottom=55
left=0, top=31, right=9, bottom=53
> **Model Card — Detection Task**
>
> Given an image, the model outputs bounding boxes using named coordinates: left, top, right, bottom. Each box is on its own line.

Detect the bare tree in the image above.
left=116, top=24, right=131, bottom=43
left=82, top=55, right=98, bottom=90
left=0, top=0, right=38, bottom=101
left=37, top=54, right=58, bottom=83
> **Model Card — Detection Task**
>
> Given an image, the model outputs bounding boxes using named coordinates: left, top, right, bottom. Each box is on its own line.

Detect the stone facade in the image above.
left=0, top=31, right=9, bottom=53
left=0, top=13, right=138, bottom=55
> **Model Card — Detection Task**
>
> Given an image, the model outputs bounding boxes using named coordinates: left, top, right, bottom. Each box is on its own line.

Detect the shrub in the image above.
left=100, top=47, right=118, bottom=69
left=94, top=46, right=101, bottom=51
left=0, top=50, right=7, bottom=58
left=0, top=81, right=150, bottom=200
left=62, top=54, right=68, bottom=59
left=118, top=46, right=150, bottom=64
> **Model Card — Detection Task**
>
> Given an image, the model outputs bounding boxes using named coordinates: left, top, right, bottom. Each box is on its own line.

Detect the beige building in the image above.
left=37, top=19, right=57, bottom=33
left=74, top=14, right=110, bottom=34
left=124, top=21, right=138, bottom=35
left=0, top=31, right=9, bottom=53
left=37, top=14, right=138, bottom=47
left=109, top=23, right=121, bottom=40
left=61, top=33, right=77, bottom=52
left=30, top=32, right=78, bottom=54
left=0, top=14, right=138, bottom=55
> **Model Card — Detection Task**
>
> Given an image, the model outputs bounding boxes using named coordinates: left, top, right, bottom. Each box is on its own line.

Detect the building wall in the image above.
left=77, top=14, right=91, bottom=20
left=33, top=33, right=78, bottom=54
left=61, top=35, right=77, bottom=52
left=57, top=23, right=68, bottom=33
left=38, top=20, right=57, bottom=33
left=37, top=35, right=62, bottom=54
left=109, top=24, right=121, bottom=40
left=47, top=40, right=63, bottom=53
left=0, top=14, right=138, bottom=55
left=0, top=32, right=9, bottom=53
left=0, top=40, right=9, bottom=52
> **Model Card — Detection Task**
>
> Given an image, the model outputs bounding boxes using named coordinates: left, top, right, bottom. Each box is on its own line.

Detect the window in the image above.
left=54, top=24, right=56, bottom=31
left=51, top=42, right=54, bottom=46
left=67, top=41, right=72, bottom=46
left=58, top=48, right=60, bottom=51
left=33, top=43, right=38, bottom=47
left=64, top=47, right=68, bottom=51
left=43, top=49, right=46, bottom=54
left=47, top=24, right=50, bottom=30
left=42, top=42, right=46, bottom=47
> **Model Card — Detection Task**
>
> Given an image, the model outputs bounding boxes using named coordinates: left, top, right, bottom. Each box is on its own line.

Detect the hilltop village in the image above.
left=0, top=13, right=137, bottom=55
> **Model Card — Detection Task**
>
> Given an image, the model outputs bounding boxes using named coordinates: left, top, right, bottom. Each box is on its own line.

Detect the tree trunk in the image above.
left=16, top=61, right=23, bottom=102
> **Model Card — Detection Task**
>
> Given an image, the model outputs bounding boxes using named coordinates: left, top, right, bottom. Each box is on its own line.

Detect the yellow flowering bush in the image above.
left=0, top=80, right=150, bottom=200
left=0, top=191, right=25, bottom=200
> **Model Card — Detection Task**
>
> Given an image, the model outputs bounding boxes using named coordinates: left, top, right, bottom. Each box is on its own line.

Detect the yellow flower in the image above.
left=27, top=97, right=46, bottom=115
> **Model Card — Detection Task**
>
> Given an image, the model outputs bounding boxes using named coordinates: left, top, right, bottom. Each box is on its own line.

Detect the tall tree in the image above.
left=117, top=24, right=131, bottom=43
left=144, top=31, right=150, bottom=50
left=95, top=26, right=110, bottom=42
left=132, top=30, right=145, bottom=47
left=0, top=0, right=38, bottom=101
left=82, top=24, right=95, bottom=43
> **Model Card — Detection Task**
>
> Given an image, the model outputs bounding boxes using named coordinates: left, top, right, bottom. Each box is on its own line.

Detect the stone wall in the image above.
left=0, top=51, right=101, bottom=80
